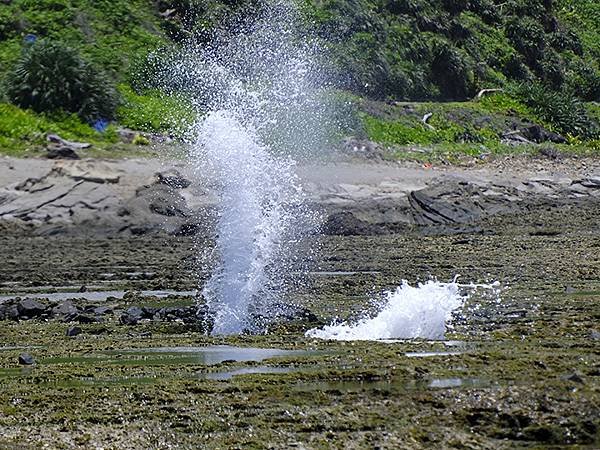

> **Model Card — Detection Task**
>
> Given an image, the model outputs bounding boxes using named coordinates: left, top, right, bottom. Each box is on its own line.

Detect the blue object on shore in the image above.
left=93, top=119, right=109, bottom=132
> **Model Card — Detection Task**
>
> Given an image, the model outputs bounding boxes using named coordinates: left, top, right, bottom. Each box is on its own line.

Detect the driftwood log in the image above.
left=421, top=112, right=435, bottom=130
left=475, top=88, right=504, bottom=100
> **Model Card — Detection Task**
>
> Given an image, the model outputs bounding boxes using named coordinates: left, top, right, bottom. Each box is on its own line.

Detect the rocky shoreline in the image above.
left=2, top=155, right=600, bottom=237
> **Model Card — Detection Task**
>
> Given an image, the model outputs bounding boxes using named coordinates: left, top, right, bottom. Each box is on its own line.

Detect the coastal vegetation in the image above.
left=0, top=0, right=598, bottom=156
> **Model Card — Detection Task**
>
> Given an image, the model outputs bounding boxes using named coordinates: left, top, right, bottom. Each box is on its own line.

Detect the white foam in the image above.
left=306, top=280, right=469, bottom=341
left=194, top=111, right=310, bottom=334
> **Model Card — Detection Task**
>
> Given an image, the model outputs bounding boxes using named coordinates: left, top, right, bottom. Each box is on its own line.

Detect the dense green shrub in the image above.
left=505, top=16, right=547, bottom=65
left=512, top=82, right=599, bottom=138
left=5, top=40, right=118, bottom=122
left=538, top=50, right=565, bottom=88
left=116, top=85, right=194, bottom=134
left=468, top=0, right=501, bottom=24
left=430, top=40, right=475, bottom=99
left=0, top=9, right=19, bottom=40
left=442, top=0, right=469, bottom=15
left=567, top=62, right=600, bottom=101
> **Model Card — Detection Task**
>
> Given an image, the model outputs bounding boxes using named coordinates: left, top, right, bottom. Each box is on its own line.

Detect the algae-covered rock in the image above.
left=18, top=352, right=35, bottom=365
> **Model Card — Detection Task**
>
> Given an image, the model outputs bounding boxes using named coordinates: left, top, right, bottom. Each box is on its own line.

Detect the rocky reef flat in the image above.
left=0, top=155, right=599, bottom=448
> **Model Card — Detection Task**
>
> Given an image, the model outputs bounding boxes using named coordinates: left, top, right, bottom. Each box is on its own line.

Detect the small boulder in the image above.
left=4, top=304, right=20, bottom=321
left=565, top=372, right=585, bottom=384
left=127, top=306, right=144, bottom=319
left=142, top=306, right=158, bottom=317
left=76, top=314, right=98, bottom=324
left=18, top=353, right=35, bottom=365
left=52, top=300, right=79, bottom=318
left=521, top=124, right=566, bottom=144
left=120, top=306, right=144, bottom=325
left=92, top=306, right=112, bottom=316
left=46, top=145, right=80, bottom=160
left=155, top=169, right=192, bottom=189
left=17, top=299, right=47, bottom=318
left=66, top=326, right=82, bottom=337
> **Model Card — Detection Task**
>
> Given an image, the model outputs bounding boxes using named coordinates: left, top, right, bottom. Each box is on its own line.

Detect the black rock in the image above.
left=120, top=306, right=145, bottom=325
left=66, top=326, right=82, bottom=337
left=5, top=304, right=20, bottom=321
left=142, top=306, right=158, bottom=318
left=565, top=372, right=585, bottom=384
left=17, top=299, right=47, bottom=318
left=52, top=300, right=79, bottom=317
left=120, top=314, right=137, bottom=325
left=539, top=146, right=563, bottom=160
left=93, top=306, right=112, bottom=316
left=76, top=314, right=98, bottom=324
left=126, top=306, right=144, bottom=319
left=521, top=124, right=566, bottom=144
left=18, top=353, right=35, bottom=365
left=46, top=145, right=80, bottom=160
left=0, top=303, right=9, bottom=321
left=155, top=169, right=192, bottom=189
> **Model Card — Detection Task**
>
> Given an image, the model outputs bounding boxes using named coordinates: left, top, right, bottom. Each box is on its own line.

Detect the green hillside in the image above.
left=0, top=0, right=598, bottom=157
left=309, top=0, right=600, bottom=101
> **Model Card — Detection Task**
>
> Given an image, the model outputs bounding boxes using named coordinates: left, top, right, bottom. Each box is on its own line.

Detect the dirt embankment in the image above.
left=1, top=155, right=600, bottom=236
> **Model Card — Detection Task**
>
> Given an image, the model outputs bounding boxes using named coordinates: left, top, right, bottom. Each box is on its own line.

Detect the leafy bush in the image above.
left=468, top=0, right=501, bottom=24
left=538, top=49, right=565, bottom=88
left=430, top=40, right=475, bottom=99
left=442, top=0, right=469, bottom=15
left=0, top=9, right=19, bottom=41
left=567, top=61, right=600, bottom=101
left=5, top=40, right=118, bottom=122
left=511, top=82, right=599, bottom=138
left=505, top=16, right=547, bottom=65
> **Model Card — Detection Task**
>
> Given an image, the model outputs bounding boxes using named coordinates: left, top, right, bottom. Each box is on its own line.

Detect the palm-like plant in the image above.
left=6, top=40, right=118, bottom=122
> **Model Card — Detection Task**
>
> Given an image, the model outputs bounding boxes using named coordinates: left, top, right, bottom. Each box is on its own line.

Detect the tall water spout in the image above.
left=160, top=1, right=331, bottom=334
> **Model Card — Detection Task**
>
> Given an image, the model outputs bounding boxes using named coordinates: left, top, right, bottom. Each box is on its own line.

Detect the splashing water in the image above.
left=192, top=111, right=311, bottom=334
left=306, top=280, right=491, bottom=341
left=153, top=1, right=495, bottom=338
left=166, top=1, right=328, bottom=334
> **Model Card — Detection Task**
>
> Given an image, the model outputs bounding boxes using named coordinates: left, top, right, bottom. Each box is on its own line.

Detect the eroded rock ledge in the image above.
left=1, top=157, right=600, bottom=236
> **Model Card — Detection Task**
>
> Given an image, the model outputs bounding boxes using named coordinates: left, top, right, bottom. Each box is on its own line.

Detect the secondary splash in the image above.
left=306, top=280, right=471, bottom=341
